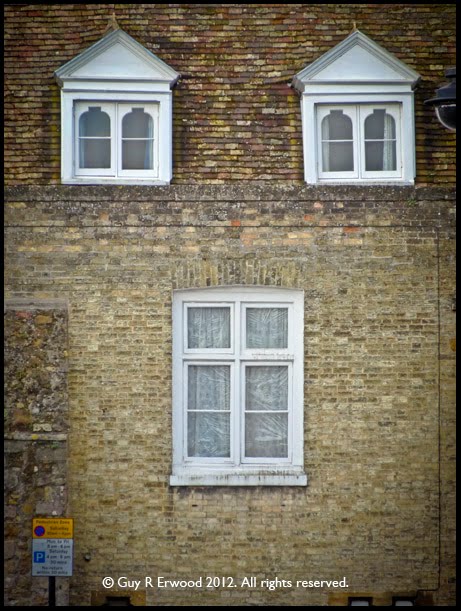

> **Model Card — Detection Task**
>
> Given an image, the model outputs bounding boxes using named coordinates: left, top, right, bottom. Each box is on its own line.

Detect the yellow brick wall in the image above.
left=4, top=184, right=455, bottom=606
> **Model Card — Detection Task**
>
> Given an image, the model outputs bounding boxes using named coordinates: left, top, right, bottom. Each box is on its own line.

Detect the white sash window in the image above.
left=171, top=287, right=307, bottom=486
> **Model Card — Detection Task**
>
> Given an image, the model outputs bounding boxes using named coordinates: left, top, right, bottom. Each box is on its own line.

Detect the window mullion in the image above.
left=115, top=103, right=120, bottom=178
left=355, top=105, right=361, bottom=179
left=234, top=300, right=242, bottom=466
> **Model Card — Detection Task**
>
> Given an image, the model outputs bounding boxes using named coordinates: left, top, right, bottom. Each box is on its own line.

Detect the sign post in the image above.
left=32, top=518, right=74, bottom=606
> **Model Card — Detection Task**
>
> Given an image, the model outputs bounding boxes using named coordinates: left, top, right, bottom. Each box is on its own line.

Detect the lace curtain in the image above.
left=246, top=307, right=288, bottom=349
left=186, top=307, right=289, bottom=458
left=187, top=365, right=230, bottom=457
left=245, top=366, right=288, bottom=458
left=187, top=307, right=230, bottom=349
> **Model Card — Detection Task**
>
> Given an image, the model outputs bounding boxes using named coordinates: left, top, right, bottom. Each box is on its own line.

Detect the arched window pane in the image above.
left=364, top=109, right=396, bottom=171
left=122, top=108, right=154, bottom=170
left=322, top=110, right=353, bottom=140
left=365, top=109, right=396, bottom=140
left=321, top=110, right=354, bottom=172
left=79, top=107, right=110, bottom=137
left=122, top=108, right=152, bottom=139
left=78, top=107, right=111, bottom=169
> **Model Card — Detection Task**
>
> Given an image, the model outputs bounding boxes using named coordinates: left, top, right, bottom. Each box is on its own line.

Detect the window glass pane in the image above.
left=79, top=140, right=111, bottom=169
left=188, top=307, right=230, bottom=349
left=78, top=107, right=111, bottom=169
left=322, top=142, right=354, bottom=172
left=188, top=365, right=230, bottom=411
left=245, top=366, right=288, bottom=411
left=246, top=308, right=288, bottom=349
left=245, top=413, right=288, bottom=457
left=364, top=110, right=397, bottom=171
left=188, top=412, right=230, bottom=457
left=122, top=108, right=152, bottom=139
left=321, top=111, right=354, bottom=172
left=365, top=141, right=396, bottom=171
left=322, top=110, right=353, bottom=140
left=122, top=140, right=153, bottom=170
left=365, top=109, right=396, bottom=139
left=122, top=108, right=154, bottom=170
left=79, top=107, right=110, bottom=137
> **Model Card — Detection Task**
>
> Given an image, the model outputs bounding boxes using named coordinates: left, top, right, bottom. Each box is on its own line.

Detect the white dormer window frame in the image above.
left=292, top=30, right=421, bottom=185
left=55, top=29, right=179, bottom=185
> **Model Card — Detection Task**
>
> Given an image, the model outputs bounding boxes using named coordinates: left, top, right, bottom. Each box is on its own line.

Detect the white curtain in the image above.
left=382, top=113, right=395, bottom=171
left=245, top=366, right=288, bottom=458
left=187, top=307, right=230, bottom=349
left=187, top=365, right=230, bottom=457
left=186, top=306, right=289, bottom=459
left=322, top=114, right=331, bottom=172
left=246, top=307, right=288, bottom=349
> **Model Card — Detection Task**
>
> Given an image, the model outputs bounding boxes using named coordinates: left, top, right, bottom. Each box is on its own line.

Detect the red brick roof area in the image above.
left=4, top=3, right=456, bottom=185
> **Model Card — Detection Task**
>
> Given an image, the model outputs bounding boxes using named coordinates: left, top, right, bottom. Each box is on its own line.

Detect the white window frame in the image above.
left=316, top=103, right=402, bottom=181
left=54, top=28, right=179, bottom=185
left=183, top=302, right=235, bottom=356
left=170, top=287, right=307, bottom=486
left=74, top=102, right=116, bottom=177
left=74, top=102, right=160, bottom=179
left=303, top=94, right=415, bottom=185
left=118, top=103, right=159, bottom=179
left=61, top=92, right=171, bottom=184
left=292, top=30, right=420, bottom=185
left=240, top=361, right=293, bottom=466
left=317, top=105, right=359, bottom=181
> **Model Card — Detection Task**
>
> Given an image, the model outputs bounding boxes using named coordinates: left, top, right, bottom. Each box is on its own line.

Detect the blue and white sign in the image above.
left=32, top=538, right=73, bottom=576
left=33, top=551, right=46, bottom=563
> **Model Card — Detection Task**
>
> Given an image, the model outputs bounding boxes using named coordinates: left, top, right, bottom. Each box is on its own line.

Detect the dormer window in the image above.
left=292, top=30, right=420, bottom=185
left=75, top=103, right=159, bottom=178
left=55, top=28, right=179, bottom=185
left=318, top=104, right=401, bottom=180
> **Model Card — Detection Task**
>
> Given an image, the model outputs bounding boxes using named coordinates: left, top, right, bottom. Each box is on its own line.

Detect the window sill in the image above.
left=62, top=178, right=171, bottom=186
left=170, top=468, right=308, bottom=487
left=308, top=179, right=415, bottom=186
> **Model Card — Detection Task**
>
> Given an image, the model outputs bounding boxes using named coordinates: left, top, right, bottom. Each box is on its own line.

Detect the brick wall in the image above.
left=4, top=4, right=456, bottom=607
left=4, top=184, right=456, bottom=605
left=4, top=3, right=456, bottom=186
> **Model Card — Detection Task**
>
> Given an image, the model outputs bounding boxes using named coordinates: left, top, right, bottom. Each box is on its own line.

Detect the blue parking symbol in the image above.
left=34, top=551, right=46, bottom=563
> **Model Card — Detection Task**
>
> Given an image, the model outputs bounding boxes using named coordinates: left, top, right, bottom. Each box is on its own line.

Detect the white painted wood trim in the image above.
left=171, top=287, right=306, bottom=486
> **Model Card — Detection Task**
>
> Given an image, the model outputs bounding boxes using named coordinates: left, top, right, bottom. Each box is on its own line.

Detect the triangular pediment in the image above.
left=55, top=29, right=179, bottom=85
left=293, top=30, right=420, bottom=90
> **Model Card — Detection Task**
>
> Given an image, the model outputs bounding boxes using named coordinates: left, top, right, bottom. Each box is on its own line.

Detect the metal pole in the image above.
left=49, top=576, right=56, bottom=606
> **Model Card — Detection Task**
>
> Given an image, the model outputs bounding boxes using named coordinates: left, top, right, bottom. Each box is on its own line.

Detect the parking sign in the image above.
left=32, top=518, right=73, bottom=577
